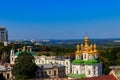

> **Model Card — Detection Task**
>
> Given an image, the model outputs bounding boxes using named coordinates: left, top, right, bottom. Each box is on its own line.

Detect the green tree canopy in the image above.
left=12, top=51, right=37, bottom=79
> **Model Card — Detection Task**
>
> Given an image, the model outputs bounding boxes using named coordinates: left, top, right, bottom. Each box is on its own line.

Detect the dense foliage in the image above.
left=12, top=52, right=36, bottom=79
left=34, top=45, right=75, bottom=56
left=0, top=43, right=12, bottom=62
left=99, top=47, right=120, bottom=74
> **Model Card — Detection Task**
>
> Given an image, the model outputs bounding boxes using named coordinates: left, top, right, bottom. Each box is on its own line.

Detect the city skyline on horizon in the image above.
left=0, top=0, right=120, bottom=40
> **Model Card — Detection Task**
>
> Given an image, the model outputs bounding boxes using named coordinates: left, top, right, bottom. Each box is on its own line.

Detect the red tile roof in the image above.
left=83, top=74, right=118, bottom=80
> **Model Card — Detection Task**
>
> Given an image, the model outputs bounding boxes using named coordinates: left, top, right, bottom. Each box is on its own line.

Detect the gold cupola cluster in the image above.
left=75, top=36, right=98, bottom=55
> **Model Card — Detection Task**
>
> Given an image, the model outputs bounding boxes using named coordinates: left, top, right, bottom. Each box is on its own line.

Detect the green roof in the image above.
left=67, top=73, right=86, bottom=78
left=84, top=59, right=100, bottom=65
left=30, top=52, right=35, bottom=56
left=15, top=52, right=21, bottom=56
left=72, top=59, right=100, bottom=65
left=72, top=59, right=84, bottom=65
left=15, top=51, right=35, bottom=56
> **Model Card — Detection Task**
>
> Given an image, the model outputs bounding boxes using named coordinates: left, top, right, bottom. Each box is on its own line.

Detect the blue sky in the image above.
left=0, top=0, right=120, bottom=40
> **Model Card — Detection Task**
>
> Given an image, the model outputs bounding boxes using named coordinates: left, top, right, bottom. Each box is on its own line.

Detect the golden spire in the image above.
left=93, top=44, right=98, bottom=53
left=81, top=44, right=83, bottom=50
left=22, top=46, right=26, bottom=51
left=17, top=48, right=20, bottom=52
left=30, top=48, right=32, bottom=52
left=76, top=44, right=80, bottom=53
left=84, top=33, right=89, bottom=46
left=89, top=44, right=93, bottom=54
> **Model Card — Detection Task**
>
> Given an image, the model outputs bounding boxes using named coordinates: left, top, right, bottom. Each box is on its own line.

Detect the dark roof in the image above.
left=83, top=74, right=117, bottom=80
left=37, top=63, right=64, bottom=68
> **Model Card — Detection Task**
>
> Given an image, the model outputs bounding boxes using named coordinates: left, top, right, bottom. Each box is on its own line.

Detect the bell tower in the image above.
left=10, top=48, right=15, bottom=64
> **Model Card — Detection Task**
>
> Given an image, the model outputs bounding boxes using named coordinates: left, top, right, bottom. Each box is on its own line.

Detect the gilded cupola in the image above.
left=93, top=44, right=98, bottom=53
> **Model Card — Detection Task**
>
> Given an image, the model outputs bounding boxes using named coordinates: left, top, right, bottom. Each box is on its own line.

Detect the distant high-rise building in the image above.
left=0, top=27, right=8, bottom=42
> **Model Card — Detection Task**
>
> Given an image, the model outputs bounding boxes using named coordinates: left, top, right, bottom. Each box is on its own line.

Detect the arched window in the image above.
left=94, top=70, right=96, bottom=75
left=93, top=66, right=96, bottom=75
left=7, top=74, right=9, bottom=79
left=12, top=57, right=13, bottom=61
left=44, top=71, right=47, bottom=75
left=49, top=71, right=51, bottom=74
left=66, top=62, right=68, bottom=65
left=85, top=54, right=86, bottom=59
left=88, top=71, right=90, bottom=75
left=54, top=71, right=56, bottom=76
left=81, top=55, right=83, bottom=59
left=77, top=71, right=78, bottom=74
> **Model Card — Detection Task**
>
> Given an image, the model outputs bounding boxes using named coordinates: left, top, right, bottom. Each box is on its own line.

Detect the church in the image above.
left=68, top=35, right=102, bottom=78
left=10, top=35, right=102, bottom=78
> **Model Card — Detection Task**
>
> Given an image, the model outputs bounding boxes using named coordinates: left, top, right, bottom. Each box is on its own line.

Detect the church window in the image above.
left=7, top=74, right=9, bottom=79
left=93, top=67, right=96, bottom=75
left=77, top=71, right=78, bottom=74
left=85, top=54, right=86, bottom=59
left=49, top=71, right=51, bottom=74
left=44, top=71, right=47, bottom=76
left=66, top=62, right=68, bottom=65
left=93, top=66, right=96, bottom=69
left=66, top=70, right=68, bottom=74
left=94, top=70, right=96, bottom=75
left=12, top=57, right=13, bottom=61
left=81, top=55, right=83, bottom=59
left=42, top=61, right=44, bottom=64
left=88, top=71, right=90, bottom=75
left=77, top=56, right=79, bottom=59
left=62, top=62, right=64, bottom=64
left=54, top=71, right=56, bottom=76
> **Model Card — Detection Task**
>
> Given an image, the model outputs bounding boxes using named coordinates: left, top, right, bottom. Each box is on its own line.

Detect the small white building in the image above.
left=10, top=47, right=71, bottom=75
left=35, top=55, right=71, bottom=74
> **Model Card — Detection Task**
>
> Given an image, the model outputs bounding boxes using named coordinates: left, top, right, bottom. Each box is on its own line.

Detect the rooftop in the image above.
left=72, top=59, right=101, bottom=65
left=0, top=26, right=6, bottom=30
left=37, top=63, right=64, bottom=69
left=84, top=74, right=117, bottom=80
left=36, top=55, right=69, bottom=60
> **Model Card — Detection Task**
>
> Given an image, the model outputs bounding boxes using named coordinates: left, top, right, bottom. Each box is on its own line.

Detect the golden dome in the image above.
left=84, top=36, right=89, bottom=47
left=84, top=36, right=88, bottom=41
left=84, top=36, right=88, bottom=40
left=93, top=44, right=98, bottom=53
left=76, top=44, right=80, bottom=54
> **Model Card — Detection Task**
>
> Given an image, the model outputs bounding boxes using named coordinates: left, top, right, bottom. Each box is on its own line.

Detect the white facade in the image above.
left=10, top=49, right=16, bottom=64
left=35, top=55, right=71, bottom=74
left=10, top=50, right=71, bottom=75
left=71, top=36, right=102, bottom=78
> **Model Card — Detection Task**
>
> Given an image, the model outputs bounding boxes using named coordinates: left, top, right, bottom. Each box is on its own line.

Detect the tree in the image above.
left=0, top=73, right=6, bottom=80
left=12, top=51, right=37, bottom=79
left=116, top=52, right=120, bottom=65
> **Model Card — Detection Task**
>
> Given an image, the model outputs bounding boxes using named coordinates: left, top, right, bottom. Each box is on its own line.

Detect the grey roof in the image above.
left=0, top=27, right=6, bottom=30
left=0, top=66, right=5, bottom=71
left=37, top=55, right=70, bottom=60
left=37, top=63, right=64, bottom=69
